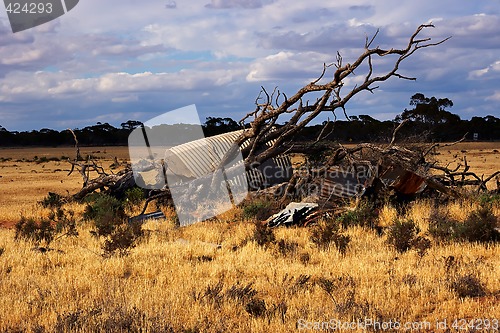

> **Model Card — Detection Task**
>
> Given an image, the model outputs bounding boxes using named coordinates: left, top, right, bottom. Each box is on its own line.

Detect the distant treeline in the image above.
left=1, top=114, right=499, bottom=147
left=0, top=118, right=245, bottom=147
left=1, top=94, right=499, bottom=146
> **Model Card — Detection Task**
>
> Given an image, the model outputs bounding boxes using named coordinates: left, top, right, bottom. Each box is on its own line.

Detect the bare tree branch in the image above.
left=230, top=24, right=451, bottom=170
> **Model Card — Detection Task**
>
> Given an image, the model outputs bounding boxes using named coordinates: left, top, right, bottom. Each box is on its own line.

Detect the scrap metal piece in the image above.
left=319, top=163, right=377, bottom=201
left=266, top=202, right=319, bottom=227
left=378, top=163, right=427, bottom=195
left=315, top=161, right=428, bottom=204
left=128, top=210, right=166, bottom=224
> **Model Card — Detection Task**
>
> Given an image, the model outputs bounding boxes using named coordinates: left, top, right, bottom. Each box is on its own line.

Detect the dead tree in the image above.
left=73, top=24, right=497, bottom=205
left=227, top=24, right=451, bottom=169
left=66, top=129, right=135, bottom=200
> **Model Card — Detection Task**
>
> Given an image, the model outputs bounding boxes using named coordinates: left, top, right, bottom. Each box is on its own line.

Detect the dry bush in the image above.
left=458, top=205, right=499, bottom=242
left=83, top=193, right=145, bottom=256
left=429, top=204, right=499, bottom=243
left=449, top=274, right=487, bottom=298
left=241, top=198, right=279, bottom=221
left=428, top=209, right=459, bottom=241
left=14, top=207, right=78, bottom=249
left=336, top=200, right=378, bottom=229
left=310, top=220, right=350, bottom=255
left=252, top=221, right=276, bottom=247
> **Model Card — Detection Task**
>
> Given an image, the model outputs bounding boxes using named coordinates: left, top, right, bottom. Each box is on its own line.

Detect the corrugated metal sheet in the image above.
left=168, top=130, right=244, bottom=178
left=164, top=129, right=292, bottom=190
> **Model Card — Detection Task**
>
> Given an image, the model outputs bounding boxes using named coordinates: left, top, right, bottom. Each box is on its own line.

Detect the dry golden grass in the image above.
left=0, top=201, right=499, bottom=332
left=0, top=147, right=129, bottom=226
left=0, top=144, right=498, bottom=332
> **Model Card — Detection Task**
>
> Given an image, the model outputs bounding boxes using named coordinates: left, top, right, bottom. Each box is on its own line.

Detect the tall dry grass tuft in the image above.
left=405, top=199, right=433, bottom=233
left=378, top=204, right=398, bottom=228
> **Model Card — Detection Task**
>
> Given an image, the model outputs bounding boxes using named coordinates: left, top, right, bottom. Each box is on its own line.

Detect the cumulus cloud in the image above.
left=437, top=14, right=500, bottom=49
left=256, top=23, right=378, bottom=53
left=0, top=69, right=240, bottom=102
left=165, top=1, right=177, bottom=9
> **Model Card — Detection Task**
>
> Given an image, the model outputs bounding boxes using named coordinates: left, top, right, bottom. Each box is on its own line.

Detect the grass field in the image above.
left=0, top=147, right=130, bottom=226
left=0, top=143, right=499, bottom=332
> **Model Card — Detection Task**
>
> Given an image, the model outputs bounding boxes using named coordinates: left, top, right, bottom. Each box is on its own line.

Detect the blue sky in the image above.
left=0, top=0, right=499, bottom=131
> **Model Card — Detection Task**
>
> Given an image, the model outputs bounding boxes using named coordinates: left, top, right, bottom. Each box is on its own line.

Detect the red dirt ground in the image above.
left=0, top=220, right=16, bottom=229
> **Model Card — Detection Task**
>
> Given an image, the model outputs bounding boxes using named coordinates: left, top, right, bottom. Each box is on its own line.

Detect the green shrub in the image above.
left=83, top=194, right=127, bottom=237
left=477, top=193, right=500, bottom=206
left=83, top=193, right=144, bottom=256
left=336, top=200, right=377, bottom=229
left=429, top=205, right=499, bottom=243
left=242, top=199, right=277, bottom=221
left=124, top=187, right=145, bottom=209
left=39, top=192, right=66, bottom=209
left=14, top=208, right=78, bottom=247
left=15, top=217, right=53, bottom=246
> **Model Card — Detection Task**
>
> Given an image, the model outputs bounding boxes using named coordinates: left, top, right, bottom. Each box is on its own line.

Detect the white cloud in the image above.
left=486, top=91, right=500, bottom=102
left=205, top=0, right=274, bottom=9
left=0, top=69, right=241, bottom=102
left=469, top=60, right=500, bottom=79
left=1, top=49, right=43, bottom=65
left=246, top=51, right=332, bottom=82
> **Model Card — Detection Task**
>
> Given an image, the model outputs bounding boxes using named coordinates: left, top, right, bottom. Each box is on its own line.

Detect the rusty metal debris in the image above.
left=128, top=211, right=166, bottom=224
left=260, top=140, right=500, bottom=227
left=306, top=161, right=430, bottom=205
left=378, top=162, right=427, bottom=195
